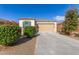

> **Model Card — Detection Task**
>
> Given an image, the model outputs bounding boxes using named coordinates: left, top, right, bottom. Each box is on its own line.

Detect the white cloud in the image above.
left=53, top=16, right=65, bottom=22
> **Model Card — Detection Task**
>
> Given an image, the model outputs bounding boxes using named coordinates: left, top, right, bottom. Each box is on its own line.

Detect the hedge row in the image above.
left=0, top=25, right=37, bottom=46
left=0, top=25, right=21, bottom=46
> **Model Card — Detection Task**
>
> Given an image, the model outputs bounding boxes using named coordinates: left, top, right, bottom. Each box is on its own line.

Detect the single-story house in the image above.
left=19, top=18, right=57, bottom=35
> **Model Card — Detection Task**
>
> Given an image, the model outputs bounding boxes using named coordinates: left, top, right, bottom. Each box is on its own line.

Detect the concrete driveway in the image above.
left=35, top=32, right=79, bottom=55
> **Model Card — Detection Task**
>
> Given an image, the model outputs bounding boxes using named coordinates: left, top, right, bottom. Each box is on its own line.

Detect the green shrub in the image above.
left=63, top=9, right=78, bottom=35
left=24, top=26, right=38, bottom=38
left=0, top=25, right=21, bottom=46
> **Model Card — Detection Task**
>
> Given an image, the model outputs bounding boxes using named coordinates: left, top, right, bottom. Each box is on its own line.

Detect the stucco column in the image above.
left=54, top=22, right=57, bottom=32
left=21, top=27, right=24, bottom=36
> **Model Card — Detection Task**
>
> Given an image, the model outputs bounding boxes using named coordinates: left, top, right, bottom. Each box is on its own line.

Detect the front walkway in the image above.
left=35, top=32, right=79, bottom=55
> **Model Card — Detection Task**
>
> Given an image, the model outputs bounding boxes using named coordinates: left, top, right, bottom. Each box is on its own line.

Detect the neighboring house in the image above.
left=57, top=23, right=63, bottom=32
left=19, top=18, right=57, bottom=35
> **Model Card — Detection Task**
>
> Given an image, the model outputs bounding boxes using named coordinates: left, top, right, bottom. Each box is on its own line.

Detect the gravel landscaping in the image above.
left=0, top=37, right=36, bottom=55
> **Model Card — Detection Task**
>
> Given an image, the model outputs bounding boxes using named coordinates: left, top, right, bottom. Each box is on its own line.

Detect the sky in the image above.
left=0, top=4, right=78, bottom=22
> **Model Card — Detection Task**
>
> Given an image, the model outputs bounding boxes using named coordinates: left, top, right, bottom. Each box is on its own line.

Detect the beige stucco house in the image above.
left=19, top=18, right=57, bottom=35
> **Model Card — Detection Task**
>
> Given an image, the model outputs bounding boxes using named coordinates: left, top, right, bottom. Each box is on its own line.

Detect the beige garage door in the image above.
left=38, top=23, right=55, bottom=32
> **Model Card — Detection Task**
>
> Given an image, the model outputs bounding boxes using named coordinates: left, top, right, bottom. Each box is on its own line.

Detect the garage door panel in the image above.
left=38, top=24, right=54, bottom=32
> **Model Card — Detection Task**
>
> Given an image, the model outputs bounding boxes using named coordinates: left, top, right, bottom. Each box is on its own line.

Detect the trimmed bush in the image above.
left=0, top=25, right=21, bottom=46
left=24, top=26, right=38, bottom=38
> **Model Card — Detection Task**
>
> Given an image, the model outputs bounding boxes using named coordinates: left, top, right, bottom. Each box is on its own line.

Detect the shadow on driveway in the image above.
left=14, top=34, right=40, bottom=46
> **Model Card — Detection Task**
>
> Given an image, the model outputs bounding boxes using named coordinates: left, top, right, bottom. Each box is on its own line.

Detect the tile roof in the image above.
left=19, top=18, right=34, bottom=20
left=19, top=18, right=57, bottom=22
left=35, top=19, right=56, bottom=22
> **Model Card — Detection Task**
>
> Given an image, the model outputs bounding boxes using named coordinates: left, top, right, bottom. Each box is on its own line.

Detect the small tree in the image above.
left=63, top=9, right=78, bottom=35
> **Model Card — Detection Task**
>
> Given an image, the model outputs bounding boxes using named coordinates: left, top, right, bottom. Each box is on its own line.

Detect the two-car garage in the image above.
left=36, top=20, right=57, bottom=32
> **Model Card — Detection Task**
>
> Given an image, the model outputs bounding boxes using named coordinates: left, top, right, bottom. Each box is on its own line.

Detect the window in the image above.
left=23, top=21, right=31, bottom=27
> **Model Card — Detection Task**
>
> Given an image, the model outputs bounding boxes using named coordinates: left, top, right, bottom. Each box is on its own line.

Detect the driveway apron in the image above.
left=35, top=32, right=79, bottom=55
